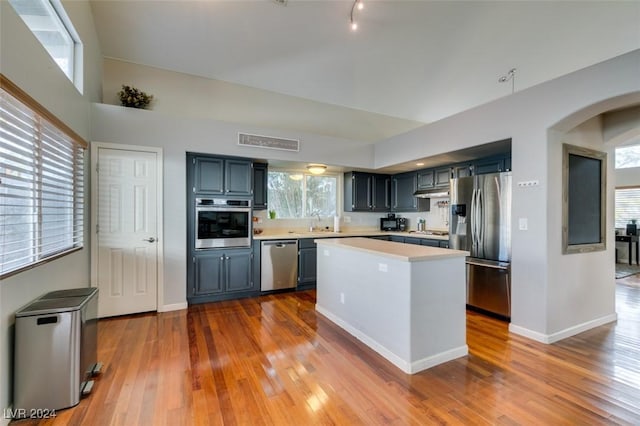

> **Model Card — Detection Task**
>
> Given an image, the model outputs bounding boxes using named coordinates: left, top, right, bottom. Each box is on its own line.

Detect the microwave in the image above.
left=380, top=217, right=406, bottom=231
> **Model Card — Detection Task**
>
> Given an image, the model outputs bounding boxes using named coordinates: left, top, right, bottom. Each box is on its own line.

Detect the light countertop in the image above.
left=314, top=237, right=468, bottom=262
left=253, top=229, right=449, bottom=241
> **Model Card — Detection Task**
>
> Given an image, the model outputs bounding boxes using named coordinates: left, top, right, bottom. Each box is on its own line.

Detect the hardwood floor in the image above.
left=14, top=282, right=640, bottom=425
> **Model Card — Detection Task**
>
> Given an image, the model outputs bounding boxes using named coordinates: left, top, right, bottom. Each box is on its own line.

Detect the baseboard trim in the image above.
left=316, top=304, right=467, bottom=374
left=509, top=313, right=618, bottom=344
left=158, top=302, right=188, bottom=313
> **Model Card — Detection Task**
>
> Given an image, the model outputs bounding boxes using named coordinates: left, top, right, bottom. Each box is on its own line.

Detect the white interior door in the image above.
left=95, top=147, right=159, bottom=317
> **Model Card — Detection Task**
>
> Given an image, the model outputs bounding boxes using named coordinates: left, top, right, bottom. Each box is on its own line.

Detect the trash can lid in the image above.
left=15, top=296, right=88, bottom=317
left=41, top=287, right=97, bottom=299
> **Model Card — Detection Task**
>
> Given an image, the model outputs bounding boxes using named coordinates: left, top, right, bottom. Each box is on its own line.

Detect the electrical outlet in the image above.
left=340, top=293, right=345, bottom=304
left=344, top=216, right=351, bottom=223
left=324, top=249, right=330, bottom=256
left=519, top=218, right=528, bottom=231
left=378, top=263, right=388, bottom=272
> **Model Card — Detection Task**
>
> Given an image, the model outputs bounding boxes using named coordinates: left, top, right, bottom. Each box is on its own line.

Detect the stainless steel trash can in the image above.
left=13, top=287, right=100, bottom=417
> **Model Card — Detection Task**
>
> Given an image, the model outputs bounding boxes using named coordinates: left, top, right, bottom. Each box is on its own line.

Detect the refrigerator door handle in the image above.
left=470, top=188, right=478, bottom=251
left=477, top=188, right=484, bottom=254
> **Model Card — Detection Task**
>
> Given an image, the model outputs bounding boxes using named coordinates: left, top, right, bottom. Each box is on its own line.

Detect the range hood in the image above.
left=413, top=188, right=450, bottom=198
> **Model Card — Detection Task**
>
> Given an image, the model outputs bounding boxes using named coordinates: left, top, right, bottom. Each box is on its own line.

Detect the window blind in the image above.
left=1, top=82, right=85, bottom=278
left=615, top=187, right=640, bottom=229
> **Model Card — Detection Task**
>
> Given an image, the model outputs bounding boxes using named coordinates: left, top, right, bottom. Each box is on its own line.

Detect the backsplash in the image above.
left=254, top=198, right=450, bottom=232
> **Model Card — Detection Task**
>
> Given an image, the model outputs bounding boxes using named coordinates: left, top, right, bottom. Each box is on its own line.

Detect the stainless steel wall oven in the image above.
left=195, top=198, right=252, bottom=249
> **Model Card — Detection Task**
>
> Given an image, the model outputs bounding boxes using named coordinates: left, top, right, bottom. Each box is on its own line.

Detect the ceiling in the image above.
left=89, top=1, right=639, bottom=172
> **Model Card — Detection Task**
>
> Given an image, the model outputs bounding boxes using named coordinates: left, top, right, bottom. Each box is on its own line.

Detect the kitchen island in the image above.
left=315, top=237, right=469, bottom=374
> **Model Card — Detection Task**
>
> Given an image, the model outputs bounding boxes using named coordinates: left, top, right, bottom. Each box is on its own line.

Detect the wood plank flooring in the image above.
left=13, top=281, right=640, bottom=425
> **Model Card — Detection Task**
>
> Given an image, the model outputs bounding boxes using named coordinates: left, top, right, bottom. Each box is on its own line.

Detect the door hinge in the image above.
left=96, top=224, right=99, bottom=234
left=95, top=163, right=99, bottom=173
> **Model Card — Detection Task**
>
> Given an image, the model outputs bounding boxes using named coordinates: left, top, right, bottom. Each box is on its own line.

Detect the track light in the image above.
left=498, top=68, right=517, bottom=94
left=350, top=0, right=363, bottom=31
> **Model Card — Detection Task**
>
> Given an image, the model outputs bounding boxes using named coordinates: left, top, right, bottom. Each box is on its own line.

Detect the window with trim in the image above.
left=615, top=187, right=640, bottom=228
left=9, top=0, right=82, bottom=88
left=267, top=171, right=337, bottom=218
left=615, top=145, right=640, bottom=169
left=0, top=75, right=86, bottom=278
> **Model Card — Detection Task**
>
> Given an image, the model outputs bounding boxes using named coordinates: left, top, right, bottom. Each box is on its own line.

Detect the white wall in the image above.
left=374, top=50, right=640, bottom=340
left=546, top=117, right=616, bottom=339
left=101, top=59, right=423, bottom=143
left=0, top=0, right=102, bottom=415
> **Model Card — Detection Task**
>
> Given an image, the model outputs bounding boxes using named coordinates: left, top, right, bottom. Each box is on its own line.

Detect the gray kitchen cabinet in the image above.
left=193, top=252, right=224, bottom=295
left=439, top=240, right=450, bottom=248
left=404, top=237, right=422, bottom=245
left=504, top=156, right=512, bottom=171
left=368, top=236, right=391, bottom=241
left=391, top=172, right=429, bottom=212
left=417, top=170, right=435, bottom=189
left=224, top=159, right=253, bottom=196
left=420, top=239, right=440, bottom=247
left=190, top=153, right=252, bottom=196
left=434, top=167, right=452, bottom=187
left=298, top=238, right=317, bottom=290
left=344, top=172, right=390, bottom=212
left=372, top=174, right=391, bottom=211
left=453, top=163, right=472, bottom=178
left=472, top=156, right=505, bottom=175
left=390, top=235, right=405, bottom=243
left=193, top=157, right=224, bottom=194
left=189, top=248, right=254, bottom=302
left=252, top=163, right=268, bottom=210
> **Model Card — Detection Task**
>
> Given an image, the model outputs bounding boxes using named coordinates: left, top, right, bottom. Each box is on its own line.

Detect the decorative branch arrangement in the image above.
left=118, top=85, right=154, bottom=109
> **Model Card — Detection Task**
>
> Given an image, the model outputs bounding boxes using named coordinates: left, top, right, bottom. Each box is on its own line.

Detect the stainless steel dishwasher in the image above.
left=261, top=240, right=298, bottom=291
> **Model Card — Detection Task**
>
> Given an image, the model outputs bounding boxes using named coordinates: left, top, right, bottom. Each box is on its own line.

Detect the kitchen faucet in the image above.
left=309, top=211, right=322, bottom=231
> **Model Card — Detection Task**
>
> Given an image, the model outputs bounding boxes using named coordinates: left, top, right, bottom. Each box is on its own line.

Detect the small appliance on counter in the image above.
left=380, top=214, right=408, bottom=231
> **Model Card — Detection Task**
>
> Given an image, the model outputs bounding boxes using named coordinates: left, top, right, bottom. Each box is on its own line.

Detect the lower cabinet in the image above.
left=298, top=239, right=317, bottom=290
left=420, top=239, right=440, bottom=247
left=390, top=235, right=405, bottom=243
left=189, top=248, right=256, bottom=303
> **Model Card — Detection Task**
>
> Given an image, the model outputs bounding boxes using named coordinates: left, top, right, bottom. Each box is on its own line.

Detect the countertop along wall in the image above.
left=0, top=0, right=103, bottom=418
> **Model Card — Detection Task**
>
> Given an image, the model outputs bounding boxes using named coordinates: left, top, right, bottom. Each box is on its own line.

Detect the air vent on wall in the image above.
left=238, top=133, right=299, bottom=152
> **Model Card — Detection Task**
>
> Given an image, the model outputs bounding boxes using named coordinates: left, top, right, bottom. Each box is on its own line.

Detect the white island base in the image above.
left=315, top=237, right=469, bottom=374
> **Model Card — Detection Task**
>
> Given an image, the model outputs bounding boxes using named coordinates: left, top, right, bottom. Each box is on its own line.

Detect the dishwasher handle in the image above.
left=262, top=240, right=298, bottom=248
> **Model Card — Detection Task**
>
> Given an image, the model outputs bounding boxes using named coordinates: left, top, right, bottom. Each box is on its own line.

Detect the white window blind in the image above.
left=0, top=83, right=84, bottom=278
left=615, top=187, right=640, bottom=228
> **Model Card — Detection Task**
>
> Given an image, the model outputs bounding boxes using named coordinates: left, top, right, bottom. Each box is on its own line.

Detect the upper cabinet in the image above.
left=472, top=156, right=505, bottom=175
left=191, top=154, right=252, bottom=197
left=391, top=172, right=429, bottom=212
left=344, top=172, right=390, bottom=212
left=193, top=157, right=224, bottom=194
left=434, top=167, right=452, bottom=187
left=252, top=163, right=268, bottom=210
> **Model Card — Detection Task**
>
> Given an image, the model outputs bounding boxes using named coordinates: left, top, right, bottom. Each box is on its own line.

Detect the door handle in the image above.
left=143, top=237, right=156, bottom=243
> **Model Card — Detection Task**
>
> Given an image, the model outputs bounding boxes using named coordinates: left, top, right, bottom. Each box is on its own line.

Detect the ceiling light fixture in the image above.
left=350, top=0, right=363, bottom=31
left=416, top=162, right=425, bottom=166
left=498, top=68, right=517, bottom=94
left=307, top=164, right=327, bottom=175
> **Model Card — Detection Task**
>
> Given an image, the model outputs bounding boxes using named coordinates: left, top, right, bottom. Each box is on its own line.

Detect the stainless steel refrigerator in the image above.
left=449, top=172, right=512, bottom=319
